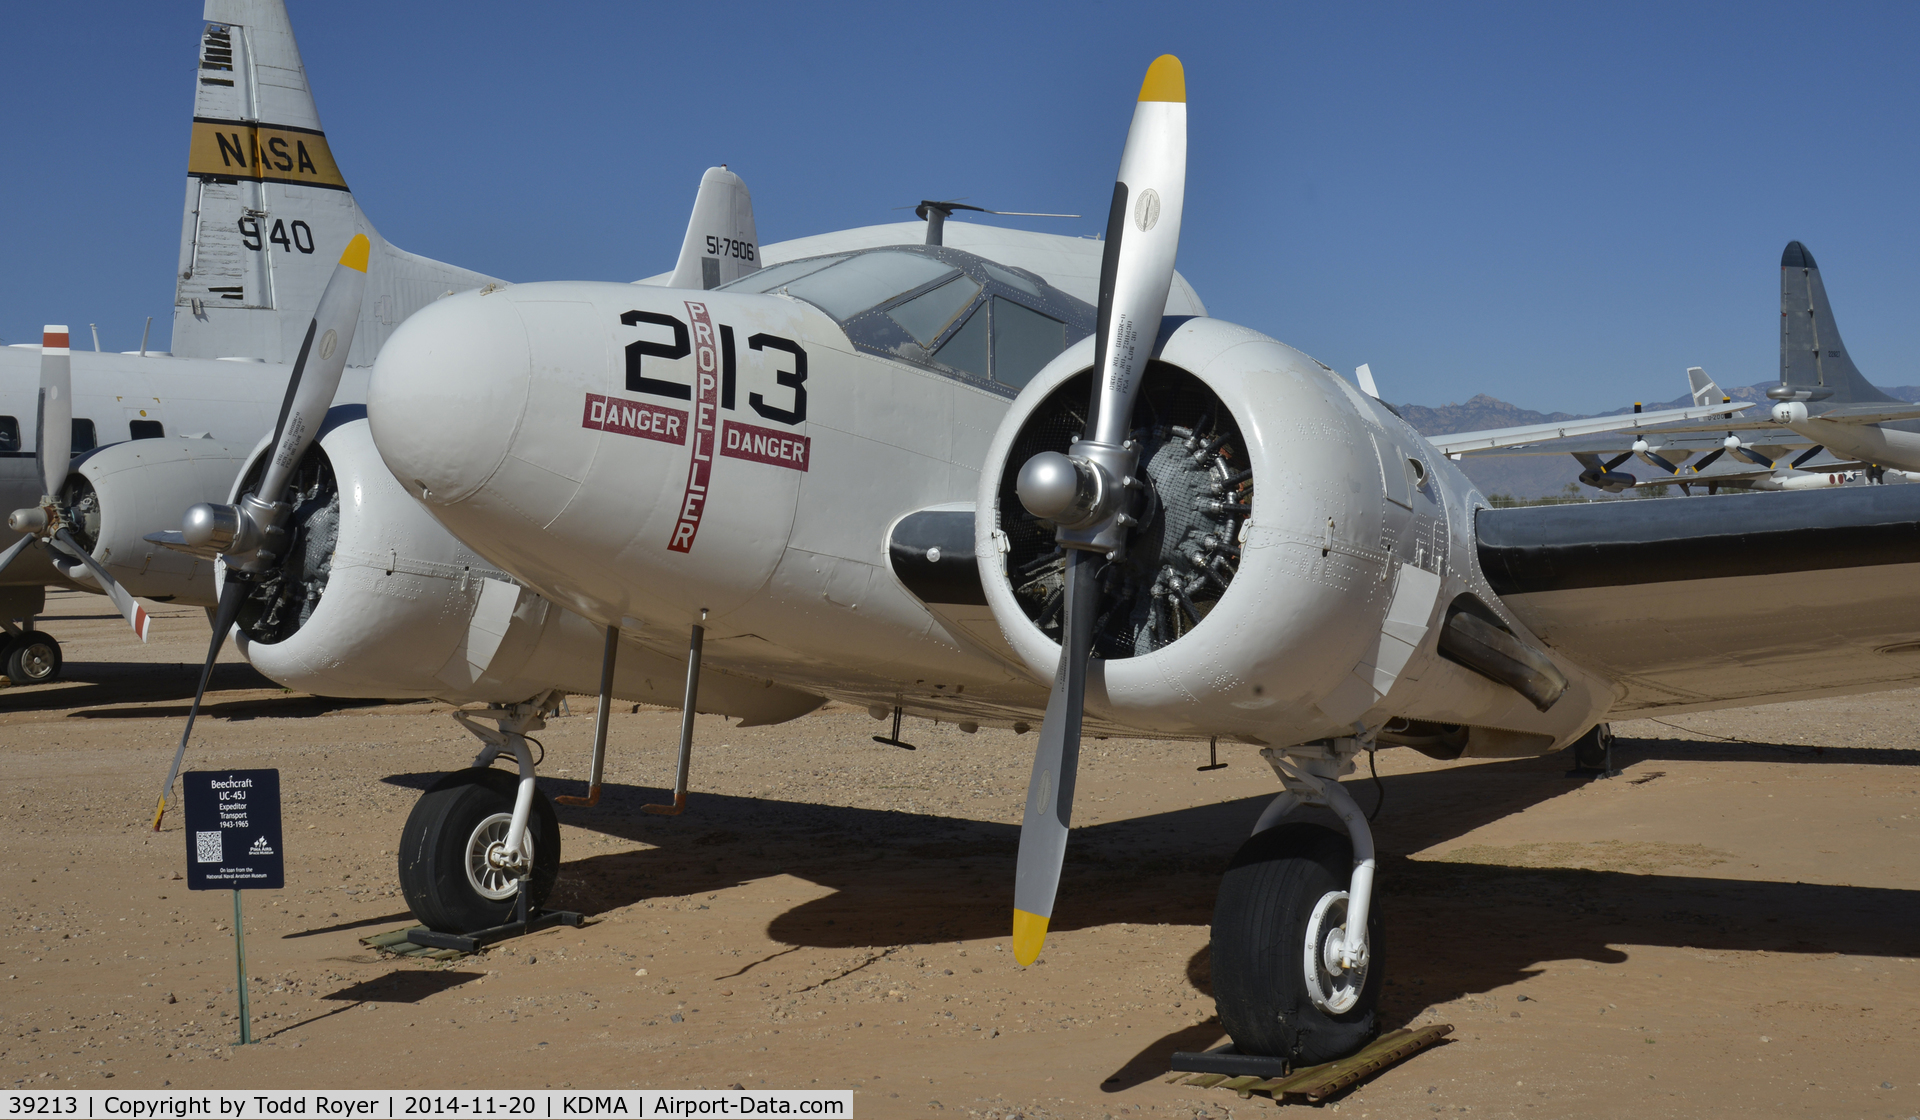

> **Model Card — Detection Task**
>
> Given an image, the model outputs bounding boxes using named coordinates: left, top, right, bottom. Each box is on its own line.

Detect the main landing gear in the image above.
left=1, top=628, right=61, bottom=683
left=0, top=614, right=62, bottom=684
left=399, top=694, right=563, bottom=932
left=1211, top=740, right=1384, bottom=1065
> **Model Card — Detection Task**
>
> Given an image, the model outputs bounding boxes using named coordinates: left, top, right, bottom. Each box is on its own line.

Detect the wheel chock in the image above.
left=1167, top=1023, right=1453, bottom=1103
left=404, top=908, right=584, bottom=954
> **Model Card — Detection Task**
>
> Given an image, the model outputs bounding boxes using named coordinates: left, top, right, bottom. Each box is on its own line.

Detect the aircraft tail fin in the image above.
left=664, top=167, right=762, bottom=290
left=1687, top=366, right=1727, bottom=408
left=1778, top=240, right=1897, bottom=404
left=173, top=0, right=502, bottom=366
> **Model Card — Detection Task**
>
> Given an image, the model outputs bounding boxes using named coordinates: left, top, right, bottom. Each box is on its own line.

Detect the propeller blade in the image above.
left=1086, top=57, right=1187, bottom=445
left=52, top=529, right=150, bottom=641
left=1732, top=445, right=1775, bottom=468
left=0, top=533, right=33, bottom=578
left=1010, top=54, right=1186, bottom=966
left=1603, top=452, right=1633, bottom=471
left=254, top=235, right=370, bottom=504
left=1641, top=449, right=1683, bottom=474
left=151, top=576, right=248, bottom=829
left=1691, top=447, right=1727, bottom=471
left=1790, top=445, right=1826, bottom=469
left=36, top=327, right=72, bottom=498
left=1012, top=549, right=1097, bottom=964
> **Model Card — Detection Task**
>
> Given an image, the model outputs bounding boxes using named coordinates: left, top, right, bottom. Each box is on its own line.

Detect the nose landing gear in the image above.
left=1210, top=740, right=1384, bottom=1066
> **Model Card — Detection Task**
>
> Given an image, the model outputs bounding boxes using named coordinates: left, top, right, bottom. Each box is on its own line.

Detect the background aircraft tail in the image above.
left=172, top=0, right=501, bottom=367
left=664, top=167, right=762, bottom=290
left=1779, top=240, right=1896, bottom=404
left=1686, top=366, right=1727, bottom=407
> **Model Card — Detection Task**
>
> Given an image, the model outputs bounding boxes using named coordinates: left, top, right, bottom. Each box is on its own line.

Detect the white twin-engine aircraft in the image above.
left=137, top=52, right=1920, bottom=1068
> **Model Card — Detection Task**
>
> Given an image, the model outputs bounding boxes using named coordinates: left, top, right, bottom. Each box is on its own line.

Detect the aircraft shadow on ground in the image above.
left=369, top=736, right=1919, bottom=1082
left=0, top=659, right=403, bottom=719
left=1615, top=734, right=1920, bottom=768
left=2, top=661, right=275, bottom=712
left=379, top=737, right=1919, bottom=957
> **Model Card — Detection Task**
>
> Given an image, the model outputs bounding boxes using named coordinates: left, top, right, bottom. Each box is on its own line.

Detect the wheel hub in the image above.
left=1303, top=889, right=1367, bottom=1014
left=465, top=812, right=532, bottom=900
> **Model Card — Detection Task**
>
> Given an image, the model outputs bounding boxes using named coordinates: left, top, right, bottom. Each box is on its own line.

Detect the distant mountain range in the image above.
left=1403, top=382, right=1920, bottom=498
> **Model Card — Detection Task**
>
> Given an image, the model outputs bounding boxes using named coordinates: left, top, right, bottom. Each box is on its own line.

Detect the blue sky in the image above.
left=4, top=1, right=1917, bottom=413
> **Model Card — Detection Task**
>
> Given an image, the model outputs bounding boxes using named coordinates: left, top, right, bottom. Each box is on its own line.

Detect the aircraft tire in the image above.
left=1570, top=723, right=1613, bottom=772
left=397, top=766, right=561, bottom=934
left=1211, top=822, right=1381, bottom=1064
left=3, top=631, right=62, bottom=683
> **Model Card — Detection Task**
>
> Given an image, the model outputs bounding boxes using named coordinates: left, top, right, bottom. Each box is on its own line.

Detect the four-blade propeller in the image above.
left=1007, top=55, right=1187, bottom=966
left=147, top=234, right=371, bottom=829
left=0, top=327, right=152, bottom=640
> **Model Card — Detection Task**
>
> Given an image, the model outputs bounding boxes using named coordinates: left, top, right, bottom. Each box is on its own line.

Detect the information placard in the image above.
left=182, top=768, right=283, bottom=891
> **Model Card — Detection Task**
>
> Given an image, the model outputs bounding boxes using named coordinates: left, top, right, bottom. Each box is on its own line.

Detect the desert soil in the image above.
left=2, top=590, right=1917, bottom=1119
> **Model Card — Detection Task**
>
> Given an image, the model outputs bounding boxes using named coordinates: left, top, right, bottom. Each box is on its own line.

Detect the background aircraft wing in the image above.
left=1428, top=402, right=1753, bottom=455
left=1478, top=486, right=1920, bottom=716
left=1463, top=426, right=1812, bottom=458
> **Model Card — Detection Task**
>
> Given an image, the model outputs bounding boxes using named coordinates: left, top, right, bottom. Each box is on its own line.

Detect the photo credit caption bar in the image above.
left=4, top=1090, right=852, bottom=1118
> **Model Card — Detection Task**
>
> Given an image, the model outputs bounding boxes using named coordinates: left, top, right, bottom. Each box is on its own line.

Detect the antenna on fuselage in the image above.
left=905, top=200, right=1080, bottom=246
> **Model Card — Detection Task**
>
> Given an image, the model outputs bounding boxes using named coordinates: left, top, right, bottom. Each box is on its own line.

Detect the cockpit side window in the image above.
left=71, top=419, right=96, bottom=454
left=0, top=416, right=19, bottom=454
left=888, top=275, right=982, bottom=346
left=781, top=251, right=956, bottom=320
left=714, top=254, right=848, bottom=295
left=935, top=305, right=990, bottom=379
left=989, top=297, right=1067, bottom=389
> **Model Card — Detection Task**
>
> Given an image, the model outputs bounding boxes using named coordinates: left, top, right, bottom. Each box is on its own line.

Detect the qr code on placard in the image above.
left=195, top=830, right=222, bottom=863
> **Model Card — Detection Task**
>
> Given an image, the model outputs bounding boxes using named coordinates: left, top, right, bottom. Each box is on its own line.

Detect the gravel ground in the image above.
left=2, top=590, right=1916, bottom=1118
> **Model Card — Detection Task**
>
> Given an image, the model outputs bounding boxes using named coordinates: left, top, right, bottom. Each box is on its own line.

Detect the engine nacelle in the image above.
left=227, top=406, right=823, bottom=724
left=976, top=317, right=1610, bottom=750
left=59, top=436, right=254, bottom=604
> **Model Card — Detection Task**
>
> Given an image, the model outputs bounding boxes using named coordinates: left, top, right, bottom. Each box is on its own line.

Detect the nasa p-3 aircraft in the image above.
left=0, top=0, right=502, bottom=680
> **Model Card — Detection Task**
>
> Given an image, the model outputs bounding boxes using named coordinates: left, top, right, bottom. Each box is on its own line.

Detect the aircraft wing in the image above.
left=1428, top=402, right=1753, bottom=455
left=1808, top=402, right=1920, bottom=424
left=1478, top=485, right=1920, bottom=716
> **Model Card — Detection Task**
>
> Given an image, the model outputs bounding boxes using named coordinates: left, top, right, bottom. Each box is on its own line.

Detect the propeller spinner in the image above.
left=1008, top=55, right=1186, bottom=966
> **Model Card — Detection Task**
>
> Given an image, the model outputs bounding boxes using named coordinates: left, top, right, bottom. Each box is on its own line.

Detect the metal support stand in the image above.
left=556, top=626, right=618, bottom=808
left=644, top=615, right=705, bottom=816
left=1197, top=734, right=1227, bottom=771
left=872, top=705, right=917, bottom=750
left=405, top=875, right=584, bottom=954
left=231, top=889, right=252, bottom=1045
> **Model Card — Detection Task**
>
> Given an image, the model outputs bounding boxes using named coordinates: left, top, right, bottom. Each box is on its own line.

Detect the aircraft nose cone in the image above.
left=368, top=290, right=530, bottom=506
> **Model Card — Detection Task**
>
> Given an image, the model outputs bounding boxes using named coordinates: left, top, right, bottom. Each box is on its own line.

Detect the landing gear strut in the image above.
left=1568, top=722, right=1616, bottom=776
left=1211, top=739, right=1384, bottom=1065
left=398, top=694, right=563, bottom=933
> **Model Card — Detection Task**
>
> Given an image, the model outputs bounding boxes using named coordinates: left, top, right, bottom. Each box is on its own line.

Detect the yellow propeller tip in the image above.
left=1012, top=908, right=1050, bottom=966
left=339, top=233, right=372, bottom=273
left=1138, top=55, right=1185, bottom=103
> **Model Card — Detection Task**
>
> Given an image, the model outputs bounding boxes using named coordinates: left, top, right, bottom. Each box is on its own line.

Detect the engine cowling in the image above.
left=226, top=405, right=824, bottom=723
left=57, top=437, right=254, bottom=604
left=976, top=316, right=1610, bottom=750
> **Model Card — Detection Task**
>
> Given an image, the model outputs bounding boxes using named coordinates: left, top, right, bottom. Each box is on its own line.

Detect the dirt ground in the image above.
left=3, top=590, right=1917, bottom=1119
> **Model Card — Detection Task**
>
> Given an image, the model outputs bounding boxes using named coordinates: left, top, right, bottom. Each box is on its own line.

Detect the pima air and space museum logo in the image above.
left=187, top=116, right=350, bottom=191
